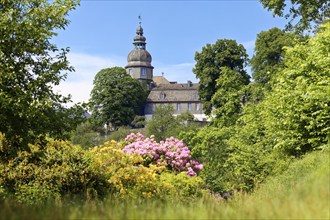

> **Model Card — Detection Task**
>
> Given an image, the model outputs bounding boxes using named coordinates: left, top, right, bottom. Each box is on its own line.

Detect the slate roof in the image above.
left=153, top=76, right=170, bottom=85
left=147, top=83, right=199, bottom=102
left=151, top=83, right=199, bottom=91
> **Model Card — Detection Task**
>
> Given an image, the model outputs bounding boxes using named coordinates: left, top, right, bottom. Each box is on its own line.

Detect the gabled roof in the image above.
left=153, top=76, right=170, bottom=85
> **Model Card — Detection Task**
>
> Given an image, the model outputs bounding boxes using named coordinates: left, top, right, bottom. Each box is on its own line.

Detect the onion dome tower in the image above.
left=125, top=17, right=154, bottom=88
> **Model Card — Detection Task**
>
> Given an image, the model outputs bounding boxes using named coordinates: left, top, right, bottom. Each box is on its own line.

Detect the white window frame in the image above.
left=188, top=103, right=192, bottom=111
left=195, top=103, right=200, bottom=111
left=176, top=103, right=181, bottom=111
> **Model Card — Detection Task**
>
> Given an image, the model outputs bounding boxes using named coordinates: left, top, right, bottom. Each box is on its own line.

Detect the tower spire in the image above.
left=126, top=17, right=154, bottom=88
left=133, top=15, right=146, bottom=49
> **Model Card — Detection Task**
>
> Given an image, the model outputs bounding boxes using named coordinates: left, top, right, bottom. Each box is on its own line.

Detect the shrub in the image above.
left=0, top=139, right=109, bottom=205
left=123, top=133, right=203, bottom=176
left=90, top=140, right=205, bottom=199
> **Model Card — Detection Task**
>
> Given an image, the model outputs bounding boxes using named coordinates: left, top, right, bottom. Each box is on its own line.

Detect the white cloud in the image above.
left=54, top=80, right=93, bottom=104
left=54, top=52, right=126, bottom=104
left=65, top=52, right=126, bottom=82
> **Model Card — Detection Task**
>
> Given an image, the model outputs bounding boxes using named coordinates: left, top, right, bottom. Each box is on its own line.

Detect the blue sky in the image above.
left=53, top=0, right=288, bottom=104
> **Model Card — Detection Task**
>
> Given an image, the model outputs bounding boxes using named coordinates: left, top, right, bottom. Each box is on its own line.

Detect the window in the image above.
left=176, top=103, right=181, bottom=111
left=188, top=103, right=192, bottom=111
left=152, top=104, right=156, bottom=111
left=195, top=103, right=200, bottom=111
left=141, top=68, right=147, bottom=76
left=160, top=92, right=166, bottom=100
left=129, top=69, right=134, bottom=75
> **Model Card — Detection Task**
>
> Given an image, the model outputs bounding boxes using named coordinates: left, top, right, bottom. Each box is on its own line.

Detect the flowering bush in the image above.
left=90, top=140, right=204, bottom=199
left=123, top=133, right=203, bottom=176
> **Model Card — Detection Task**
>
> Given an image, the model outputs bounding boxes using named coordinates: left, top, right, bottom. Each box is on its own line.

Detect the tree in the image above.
left=211, top=67, right=247, bottom=126
left=146, top=105, right=179, bottom=141
left=89, top=67, right=147, bottom=129
left=146, top=105, right=199, bottom=141
left=193, top=39, right=250, bottom=115
left=261, top=22, right=330, bottom=156
left=131, top=115, right=146, bottom=128
left=260, top=0, right=330, bottom=32
left=250, top=27, right=299, bottom=84
left=0, top=0, right=83, bottom=153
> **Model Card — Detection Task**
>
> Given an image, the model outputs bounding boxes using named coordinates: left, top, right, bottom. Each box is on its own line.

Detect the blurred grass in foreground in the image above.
left=1, top=149, right=329, bottom=220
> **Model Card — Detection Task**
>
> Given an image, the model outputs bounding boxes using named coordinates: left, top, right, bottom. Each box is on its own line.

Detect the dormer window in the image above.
left=160, top=92, right=166, bottom=100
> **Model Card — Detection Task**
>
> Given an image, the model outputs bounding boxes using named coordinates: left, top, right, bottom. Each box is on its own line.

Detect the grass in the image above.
left=1, top=149, right=329, bottom=219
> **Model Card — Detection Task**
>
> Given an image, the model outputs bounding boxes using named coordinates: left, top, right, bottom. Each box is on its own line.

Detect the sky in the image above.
left=53, top=0, right=288, bottom=104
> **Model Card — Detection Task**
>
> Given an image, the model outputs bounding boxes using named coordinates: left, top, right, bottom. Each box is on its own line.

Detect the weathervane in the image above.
left=138, top=14, right=142, bottom=25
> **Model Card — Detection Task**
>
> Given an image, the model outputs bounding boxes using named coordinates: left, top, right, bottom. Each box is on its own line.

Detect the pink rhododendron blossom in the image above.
left=122, top=133, right=203, bottom=176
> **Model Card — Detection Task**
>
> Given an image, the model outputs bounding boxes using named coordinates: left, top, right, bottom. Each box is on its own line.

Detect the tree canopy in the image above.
left=0, top=0, right=83, bottom=154
left=89, top=67, right=147, bottom=129
left=211, top=67, right=247, bottom=126
left=250, top=27, right=299, bottom=84
left=193, top=39, right=250, bottom=115
left=260, top=0, right=330, bottom=32
left=146, top=105, right=199, bottom=141
left=261, top=22, right=330, bottom=155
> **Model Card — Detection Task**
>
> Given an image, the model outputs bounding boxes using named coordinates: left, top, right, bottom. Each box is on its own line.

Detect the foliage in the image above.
left=183, top=23, right=330, bottom=194
left=146, top=105, right=178, bottom=141
left=131, top=115, right=146, bottom=128
left=0, top=137, right=108, bottom=205
left=0, top=0, right=84, bottom=153
left=89, top=67, right=148, bottom=129
left=193, top=39, right=250, bottom=115
left=123, top=133, right=203, bottom=176
left=261, top=22, right=330, bottom=156
left=1, top=139, right=328, bottom=219
left=146, top=105, right=199, bottom=141
left=0, top=133, right=205, bottom=204
left=70, top=122, right=101, bottom=149
left=91, top=140, right=205, bottom=199
left=180, top=126, right=235, bottom=192
left=106, top=126, right=133, bottom=142
left=2, top=149, right=329, bottom=219
left=235, top=148, right=330, bottom=219
left=250, top=27, right=299, bottom=84
left=211, top=67, right=247, bottom=126
left=260, top=0, right=330, bottom=32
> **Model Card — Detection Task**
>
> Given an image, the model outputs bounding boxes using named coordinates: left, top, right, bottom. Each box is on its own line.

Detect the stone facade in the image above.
left=144, top=82, right=207, bottom=121
left=125, top=20, right=207, bottom=122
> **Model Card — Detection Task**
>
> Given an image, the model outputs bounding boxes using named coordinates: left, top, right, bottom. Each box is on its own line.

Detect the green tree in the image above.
left=260, top=0, right=330, bottom=32
left=262, top=22, right=330, bottom=156
left=211, top=67, right=247, bottom=126
left=146, top=105, right=199, bottom=141
left=146, top=105, right=179, bottom=141
left=193, top=39, right=250, bottom=115
left=89, top=67, right=147, bottom=129
left=0, top=0, right=83, bottom=153
left=250, top=27, right=299, bottom=84
left=131, top=115, right=146, bottom=128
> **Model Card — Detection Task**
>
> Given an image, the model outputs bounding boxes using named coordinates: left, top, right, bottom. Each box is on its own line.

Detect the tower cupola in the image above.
left=125, top=17, right=154, bottom=88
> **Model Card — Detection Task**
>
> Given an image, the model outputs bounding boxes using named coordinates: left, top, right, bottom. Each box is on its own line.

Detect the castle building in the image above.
left=125, top=20, right=207, bottom=122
